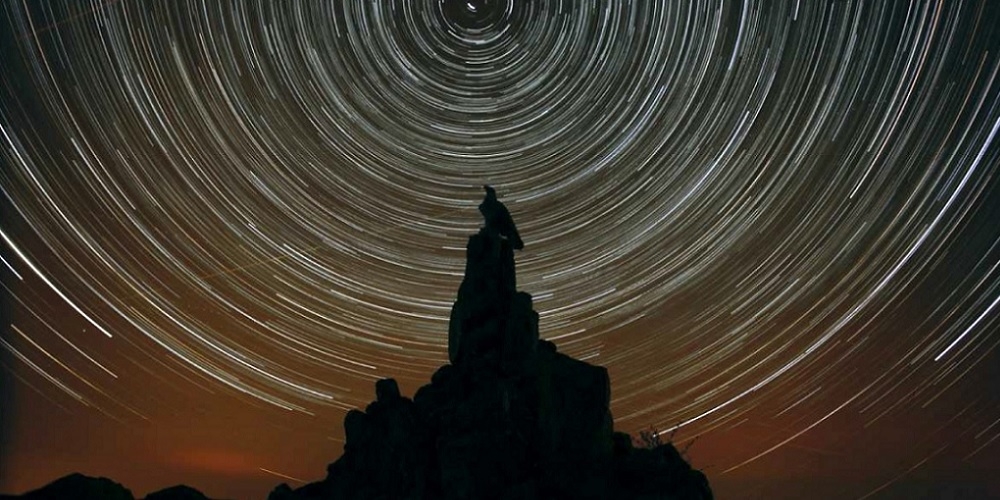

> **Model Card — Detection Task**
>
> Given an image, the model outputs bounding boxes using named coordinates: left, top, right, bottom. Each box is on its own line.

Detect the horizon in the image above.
left=3, top=1, right=1000, bottom=499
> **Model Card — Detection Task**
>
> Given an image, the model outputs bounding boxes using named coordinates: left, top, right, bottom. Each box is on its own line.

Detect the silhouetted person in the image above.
left=478, top=185, right=524, bottom=250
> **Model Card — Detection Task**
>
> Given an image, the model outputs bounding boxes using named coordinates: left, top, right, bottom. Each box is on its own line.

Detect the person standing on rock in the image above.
left=478, top=185, right=524, bottom=250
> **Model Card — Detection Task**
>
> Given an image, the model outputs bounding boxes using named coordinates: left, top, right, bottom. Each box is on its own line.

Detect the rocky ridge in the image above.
left=0, top=474, right=214, bottom=500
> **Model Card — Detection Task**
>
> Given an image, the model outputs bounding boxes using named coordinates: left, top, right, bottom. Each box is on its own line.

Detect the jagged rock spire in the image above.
left=478, top=185, right=524, bottom=250
left=449, top=187, right=537, bottom=369
left=267, top=192, right=713, bottom=500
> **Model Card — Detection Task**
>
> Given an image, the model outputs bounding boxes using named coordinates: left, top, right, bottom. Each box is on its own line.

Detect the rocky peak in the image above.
left=269, top=188, right=712, bottom=499
left=449, top=187, right=535, bottom=373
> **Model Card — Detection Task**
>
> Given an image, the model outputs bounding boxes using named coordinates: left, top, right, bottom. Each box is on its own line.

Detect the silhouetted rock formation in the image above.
left=0, top=474, right=218, bottom=500
left=0, top=473, right=134, bottom=500
left=144, top=485, right=213, bottom=500
left=479, top=185, right=523, bottom=251
left=270, top=190, right=712, bottom=499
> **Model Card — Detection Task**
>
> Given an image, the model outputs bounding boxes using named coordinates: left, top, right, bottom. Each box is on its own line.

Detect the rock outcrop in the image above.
left=0, top=474, right=218, bottom=500
left=270, top=189, right=712, bottom=499
left=0, top=474, right=134, bottom=500
left=144, top=485, right=214, bottom=500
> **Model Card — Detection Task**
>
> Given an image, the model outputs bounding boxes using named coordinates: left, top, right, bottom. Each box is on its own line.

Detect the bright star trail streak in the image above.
left=2, top=1, right=999, bottom=499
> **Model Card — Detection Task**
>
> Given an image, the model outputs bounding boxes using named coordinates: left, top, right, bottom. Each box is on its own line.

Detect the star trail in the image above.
left=2, top=1, right=999, bottom=498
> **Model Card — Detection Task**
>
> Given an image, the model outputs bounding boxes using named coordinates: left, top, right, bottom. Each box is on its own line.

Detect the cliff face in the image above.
left=271, top=194, right=712, bottom=500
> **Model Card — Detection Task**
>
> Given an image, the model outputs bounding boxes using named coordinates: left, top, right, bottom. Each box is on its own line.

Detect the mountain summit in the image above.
left=270, top=187, right=712, bottom=499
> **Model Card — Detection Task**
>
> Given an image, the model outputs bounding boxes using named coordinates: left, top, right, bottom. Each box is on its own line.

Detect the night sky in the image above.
left=2, top=1, right=1000, bottom=499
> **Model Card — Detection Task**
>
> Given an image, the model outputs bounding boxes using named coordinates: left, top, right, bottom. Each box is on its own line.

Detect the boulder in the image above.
left=143, top=485, right=211, bottom=500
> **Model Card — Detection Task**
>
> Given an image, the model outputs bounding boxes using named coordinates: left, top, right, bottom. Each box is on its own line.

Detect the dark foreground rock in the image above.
left=0, top=474, right=218, bottom=500
left=0, top=473, right=134, bottom=500
left=144, top=484, right=214, bottom=500
left=269, top=187, right=711, bottom=499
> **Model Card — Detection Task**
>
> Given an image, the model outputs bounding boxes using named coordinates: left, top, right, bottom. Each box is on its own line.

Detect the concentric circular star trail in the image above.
left=2, top=1, right=999, bottom=498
